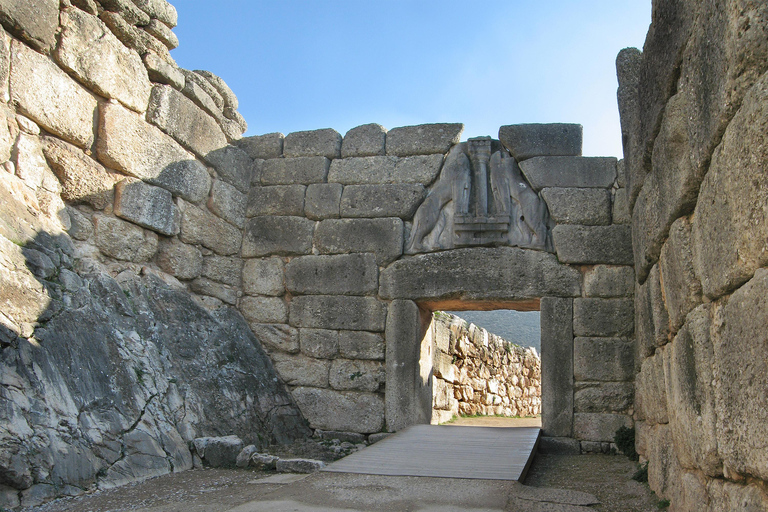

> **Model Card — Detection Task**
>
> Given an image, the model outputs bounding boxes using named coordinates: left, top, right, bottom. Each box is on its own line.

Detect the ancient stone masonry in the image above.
left=618, top=0, right=768, bottom=509
left=428, top=312, right=541, bottom=425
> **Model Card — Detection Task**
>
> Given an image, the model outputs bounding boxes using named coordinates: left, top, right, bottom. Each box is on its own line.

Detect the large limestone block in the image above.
left=304, top=183, right=341, bottom=220
left=385, top=123, right=463, bottom=156
left=519, top=157, right=616, bottom=192
left=329, top=359, right=385, bottom=393
left=236, top=132, right=283, bottom=160
left=339, top=331, right=384, bottom=361
left=659, top=216, right=702, bottom=333
left=340, top=184, right=425, bottom=219
left=56, top=8, right=152, bottom=113
left=573, top=413, right=632, bottom=443
left=270, top=352, right=330, bottom=388
left=93, top=215, right=158, bottom=262
left=708, top=481, right=768, bottom=512
left=246, top=185, right=305, bottom=217
left=612, top=188, right=630, bottom=225
left=635, top=349, right=668, bottom=424
left=10, top=40, right=97, bottom=149
left=341, top=123, right=386, bottom=157
left=574, top=382, right=633, bottom=414
left=713, top=268, right=768, bottom=480
left=541, top=188, right=611, bottom=225
left=147, top=85, right=228, bottom=160
left=645, top=423, right=682, bottom=502
left=314, top=218, right=403, bottom=266
left=665, top=304, right=720, bottom=476
left=145, top=19, right=178, bottom=50
left=143, top=52, right=184, bottom=90
left=204, top=145, right=253, bottom=194
left=132, top=0, right=178, bottom=28
left=242, top=257, right=285, bottom=296
left=96, top=102, right=211, bottom=202
left=155, top=238, right=202, bottom=280
left=292, top=387, right=385, bottom=433
left=249, top=323, right=299, bottom=354
left=283, top=129, right=341, bottom=159
left=178, top=200, right=241, bottom=255
left=195, top=70, right=238, bottom=111
left=99, top=11, right=170, bottom=62
left=583, top=265, right=634, bottom=298
left=615, top=48, right=643, bottom=208
left=240, top=296, right=287, bottom=324
left=573, top=337, right=633, bottom=382
left=285, top=254, right=378, bottom=296
left=0, top=0, right=58, bottom=52
left=540, top=297, right=573, bottom=438
left=190, top=278, right=237, bottom=305
left=289, top=295, right=386, bottom=331
left=241, top=216, right=314, bottom=257
left=552, top=225, right=632, bottom=265
left=573, top=298, right=633, bottom=338
left=692, top=71, right=768, bottom=300
left=114, top=179, right=180, bottom=236
left=634, top=264, right=671, bottom=362
left=208, top=180, right=246, bottom=229
left=328, top=154, right=443, bottom=185
left=379, top=247, right=581, bottom=302
left=299, top=329, right=338, bottom=359
left=261, top=156, right=329, bottom=185
left=498, top=123, right=582, bottom=162
left=202, top=255, right=241, bottom=286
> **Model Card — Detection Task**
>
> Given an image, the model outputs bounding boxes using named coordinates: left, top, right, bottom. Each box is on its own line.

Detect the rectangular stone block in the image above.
left=283, top=128, right=341, bottom=159
left=612, top=188, right=630, bottom=224
left=208, top=179, right=246, bottom=229
left=247, top=185, right=305, bottom=217
left=328, top=154, right=443, bottom=185
left=240, top=296, right=288, bottom=324
left=114, top=179, right=180, bottom=236
left=573, top=298, right=634, bottom=337
left=304, top=183, right=341, bottom=220
left=178, top=199, right=241, bottom=255
left=190, top=277, right=237, bottom=305
left=289, top=295, right=387, bottom=332
left=540, top=188, right=611, bottom=225
left=583, top=265, right=634, bottom=297
left=261, top=156, right=329, bottom=185
left=341, top=123, right=386, bottom=158
left=552, top=225, right=633, bottom=265
left=498, top=123, right=582, bottom=162
left=330, top=359, right=385, bottom=393
left=299, top=328, right=339, bottom=359
left=340, top=184, right=425, bottom=219
left=292, top=387, right=384, bottom=433
left=573, top=413, right=632, bottom=442
left=143, top=52, right=184, bottom=89
left=93, top=214, right=158, bottom=262
left=314, top=218, right=403, bottom=266
left=339, top=330, right=384, bottom=361
left=574, top=382, right=633, bottom=413
left=156, top=238, right=202, bottom=280
left=204, top=145, right=253, bottom=194
left=659, top=216, right=702, bottom=333
left=242, top=216, right=314, bottom=257
left=635, top=264, right=671, bottom=361
left=201, top=255, right=241, bottom=286
left=540, top=297, right=573, bottom=438
left=270, top=353, right=329, bottom=388
left=236, top=132, right=283, bottom=160
left=635, top=348, right=669, bottom=424
left=573, top=338, right=634, bottom=382
left=519, top=157, right=617, bottom=191
left=385, top=123, right=463, bottom=156
left=10, top=40, right=97, bottom=149
left=285, top=254, right=378, bottom=296
left=249, top=323, right=299, bottom=354
left=242, top=257, right=285, bottom=296
left=0, top=0, right=58, bottom=52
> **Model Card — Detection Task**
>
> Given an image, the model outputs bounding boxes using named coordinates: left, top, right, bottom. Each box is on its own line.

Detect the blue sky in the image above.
left=171, top=1, right=651, bottom=157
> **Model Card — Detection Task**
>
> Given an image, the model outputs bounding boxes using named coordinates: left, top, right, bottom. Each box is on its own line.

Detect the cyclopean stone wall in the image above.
left=618, top=0, right=768, bottom=508
left=429, top=312, right=541, bottom=425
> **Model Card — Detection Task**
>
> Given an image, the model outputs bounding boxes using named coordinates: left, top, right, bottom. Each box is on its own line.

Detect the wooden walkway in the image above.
left=323, top=424, right=541, bottom=481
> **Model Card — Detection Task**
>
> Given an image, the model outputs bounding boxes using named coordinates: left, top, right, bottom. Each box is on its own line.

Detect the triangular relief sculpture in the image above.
left=406, top=137, right=554, bottom=253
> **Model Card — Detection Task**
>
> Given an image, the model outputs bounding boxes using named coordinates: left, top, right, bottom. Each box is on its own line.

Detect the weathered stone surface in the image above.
left=645, top=423, right=682, bottom=502
left=276, top=458, right=325, bottom=474
left=249, top=323, right=299, bottom=354
left=147, top=85, right=227, bottom=159
left=204, top=145, right=253, bottom=194
left=261, top=156, right=329, bottom=185
left=193, top=436, right=243, bottom=468
left=240, top=296, right=287, bottom=324
left=616, top=48, right=642, bottom=206
left=305, top=183, right=342, bottom=220
left=708, top=481, right=768, bottom=512
left=93, top=215, right=158, bottom=262
left=289, top=295, right=386, bottom=331
left=385, top=123, right=463, bottom=156
left=202, top=255, right=241, bottom=286
left=635, top=263, right=670, bottom=361
left=574, top=382, right=633, bottom=413
left=236, top=133, right=283, bottom=160
left=538, top=437, right=581, bottom=455
left=573, top=298, right=633, bottom=338
left=247, top=185, right=305, bottom=217
left=14, top=133, right=49, bottom=188
left=155, top=238, right=202, bottom=280
left=299, top=329, right=338, bottom=359
left=541, top=188, right=611, bottom=225
left=583, top=265, right=634, bottom=298
left=99, top=0, right=151, bottom=25
left=342, top=123, right=386, bottom=157
left=292, top=387, right=385, bottom=433
left=178, top=199, right=241, bottom=255
left=66, top=206, right=94, bottom=241
left=57, top=8, right=151, bottom=113
left=519, top=157, right=616, bottom=192
left=330, top=359, right=385, bottom=393
left=573, top=338, right=633, bottom=382
left=194, top=70, right=237, bottom=111
left=612, top=188, right=630, bottom=224
left=180, top=69, right=221, bottom=116
left=99, top=11, right=171, bottom=61
left=283, top=129, right=341, bottom=159
left=145, top=19, right=178, bottom=50
left=340, top=184, right=425, bottom=219
left=573, top=413, right=632, bottom=442
left=339, top=331, right=384, bottom=361
left=242, top=257, right=284, bottom=296
left=208, top=179, right=246, bottom=228
left=692, top=71, right=768, bottom=300
left=143, top=52, right=184, bottom=90
left=659, top=216, right=702, bottom=333
left=132, top=0, right=178, bottom=28
left=314, top=218, right=403, bottom=266
left=10, top=40, right=97, bottom=149
left=498, top=123, right=583, bottom=162
left=713, top=268, right=768, bottom=481
left=285, top=254, right=378, bottom=296
left=241, top=216, right=314, bottom=257
left=635, top=349, right=668, bottom=424
left=114, top=179, right=180, bottom=236
left=541, top=297, right=573, bottom=438
left=0, top=0, right=58, bottom=52
left=552, top=225, right=633, bottom=265
left=379, top=247, right=581, bottom=302
left=96, top=102, right=211, bottom=202
left=190, top=278, right=237, bottom=305
left=328, top=154, right=443, bottom=185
